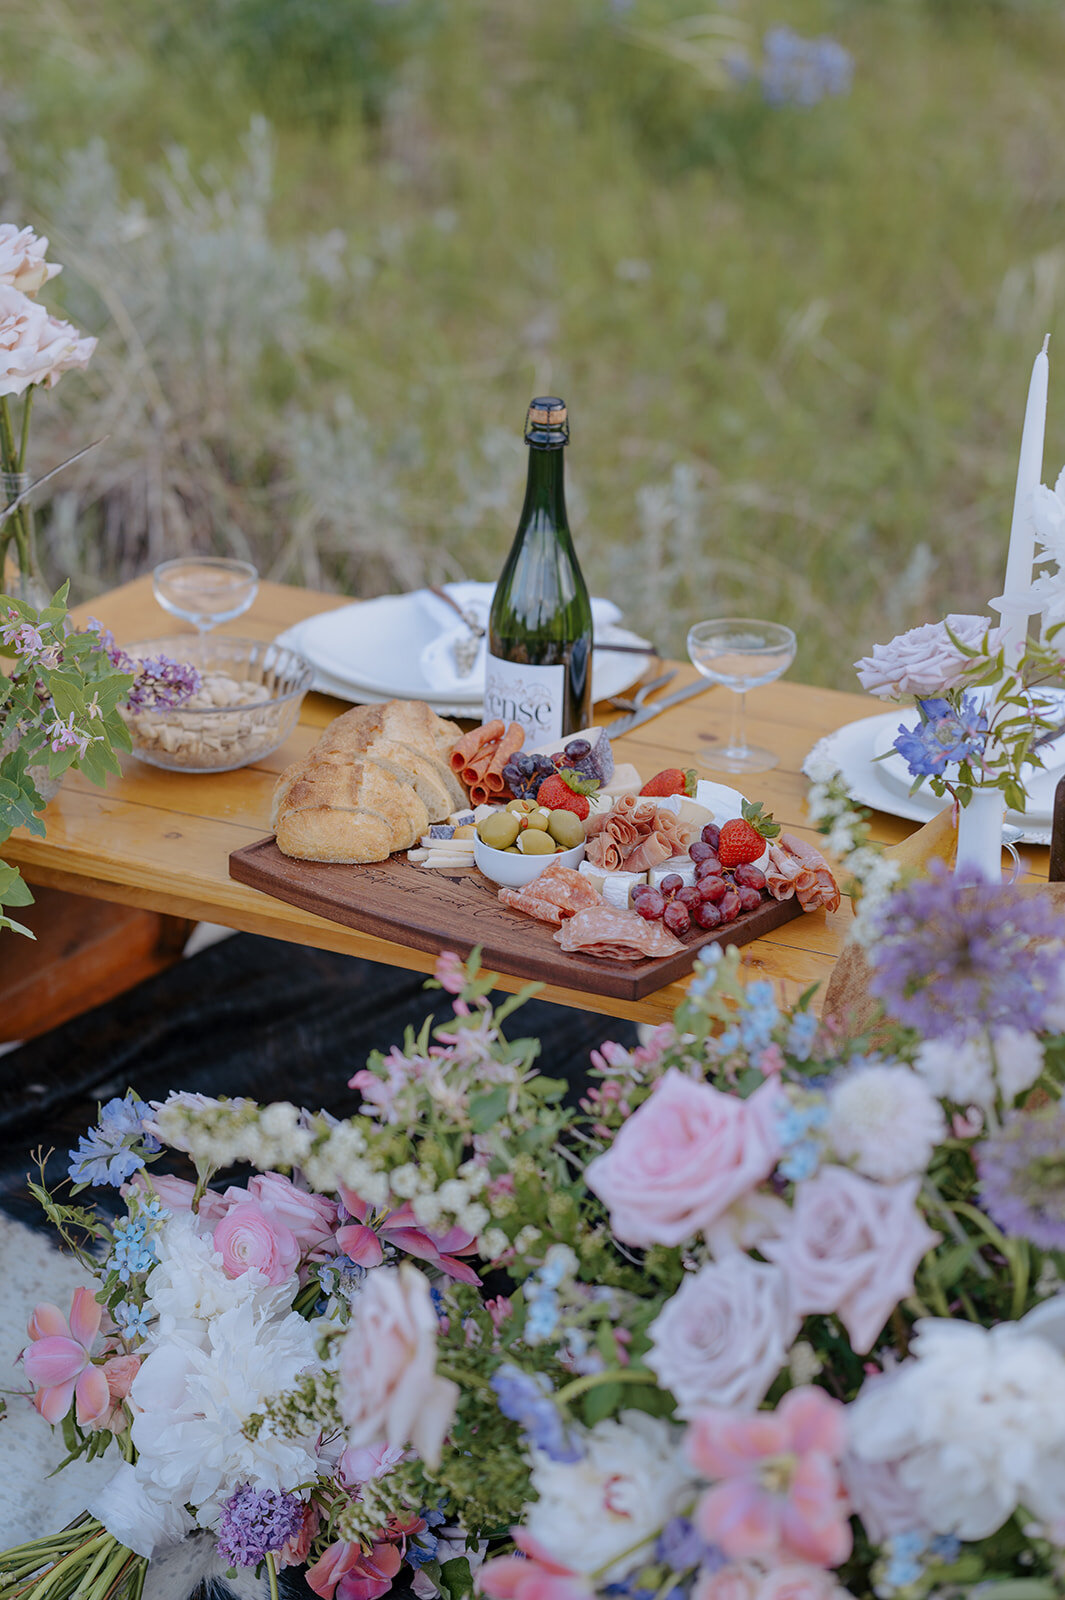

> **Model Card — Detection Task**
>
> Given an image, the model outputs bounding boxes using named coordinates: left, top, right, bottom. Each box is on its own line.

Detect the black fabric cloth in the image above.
left=0, top=932, right=638, bottom=1227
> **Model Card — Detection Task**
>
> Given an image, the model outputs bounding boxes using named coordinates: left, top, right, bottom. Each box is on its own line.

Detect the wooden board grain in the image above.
left=228, top=836, right=806, bottom=1003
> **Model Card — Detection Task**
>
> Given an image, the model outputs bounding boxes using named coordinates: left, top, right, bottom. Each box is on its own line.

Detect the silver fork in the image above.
left=606, top=668, right=677, bottom=716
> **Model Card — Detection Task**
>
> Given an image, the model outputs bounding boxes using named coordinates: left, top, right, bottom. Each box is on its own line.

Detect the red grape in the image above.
left=689, top=841, right=714, bottom=864
left=675, top=885, right=702, bottom=910
left=720, top=888, right=741, bottom=922
left=635, top=890, right=665, bottom=921
left=695, top=856, right=723, bottom=881
left=631, top=882, right=655, bottom=900
left=737, top=885, right=762, bottom=913
left=698, top=876, right=728, bottom=904
left=663, top=901, right=691, bottom=936
left=659, top=873, right=684, bottom=898
left=734, top=863, right=767, bottom=891
left=701, top=823, right=721, bottom=849
left=693, top=900, right=722, bottom=930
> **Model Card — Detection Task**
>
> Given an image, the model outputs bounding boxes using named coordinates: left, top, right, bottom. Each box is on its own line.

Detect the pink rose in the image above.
left=337, top=1263, right=458, bottom=1470
left=761, top=1168, right=939, bottom=1354
left=854, top=615, right=1000, bottom=699
left=755, top=1568, right=850, bottom=1600
left=212, top=1201, right=300, bottom=1285
left=584, top=1070, right=782, bottom=1247
left=647, top=1257, right=797, bottom=1416
left=247, top=1172, right=337, bottom=1252
left=0, top=285, right=95, bottom=397
left=279, top=1503, right=321, bottom=1569
left=692, top=1568, right=760, bottom=1600
left=0, top=225, right=61, bottom=296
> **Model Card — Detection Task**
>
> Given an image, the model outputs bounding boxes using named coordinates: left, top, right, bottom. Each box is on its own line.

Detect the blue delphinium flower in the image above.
left=785, top=1010, right=819, bottom=1062
left=490, top=1364, right=582, bottom=1463
left=687, top=946, right=723, bottom=1000
left=869, top=863, right=1065, bottom=1040
left=738, top=980, right=780, bottom=1052
left=775, top=1094, right=828, bottom=1182
left=894, top=693, right=988, bottom=778
left=655, top=1518, right=725, bottom=1573
left=217, top=1485, right=304, bottom=1566
left=68, top=1093, right=162, bottom=1189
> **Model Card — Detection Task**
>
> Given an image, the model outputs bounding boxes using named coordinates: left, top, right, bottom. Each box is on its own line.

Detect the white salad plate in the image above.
left=802, top=703, right=1065, bottom=849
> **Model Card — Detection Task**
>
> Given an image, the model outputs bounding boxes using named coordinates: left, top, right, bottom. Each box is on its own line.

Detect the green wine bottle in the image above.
left=485, top=397, right=593, bottom=746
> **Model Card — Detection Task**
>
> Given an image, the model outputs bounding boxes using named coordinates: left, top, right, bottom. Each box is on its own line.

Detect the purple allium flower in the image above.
left=122, top=653, right=201, bottom=713
left=217, top=1485, right=304, bottom=1567
left=868, top=864, right=1065, bottom=1040
left=977, top=1104, right=1065, bottom=1250
left=490, top=1364, right=582, bottom=1463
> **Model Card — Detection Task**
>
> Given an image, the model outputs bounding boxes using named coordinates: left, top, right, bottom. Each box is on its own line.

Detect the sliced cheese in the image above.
left=649, top=856, right=697, bottom=889
left=694, top=779, right=748, bottom=824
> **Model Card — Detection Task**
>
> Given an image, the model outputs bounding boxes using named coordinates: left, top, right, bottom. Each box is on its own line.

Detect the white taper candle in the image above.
left=996, top=336, right=1050, bottom=662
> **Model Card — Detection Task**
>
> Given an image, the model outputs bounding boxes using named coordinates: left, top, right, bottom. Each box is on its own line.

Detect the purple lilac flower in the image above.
left=0, top=618, right=46, bottom=661
left=977, top=1104, right=1065, bottom=1250
left=84, top=618, right=123, bottom=666
left=122, top=653, right=201, bottom=713
left=655, top=1517, right=725, bottom=1573
left=68, top=1094, right=162, bottom=1188
left=868, top=863, right=1065, bottom=1040
left=490, top=1364, right=582, bottom=1463
left=217, top=1485, right=304, bottom=1566
left=893, top=694, right=988, bottom=778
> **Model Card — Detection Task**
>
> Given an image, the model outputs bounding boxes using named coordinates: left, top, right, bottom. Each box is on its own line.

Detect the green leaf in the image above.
left=967, top=1583, right=1058, bottom=1599
left=438, top=1558, right=475, bottom=1600
left=583, top=1380, right=622, bottom=1425
left=469, top=1085, right=510, bottom=1133
left=0, top=911, right=34, bottom=937
left=0, top=860, right=34, bottom=906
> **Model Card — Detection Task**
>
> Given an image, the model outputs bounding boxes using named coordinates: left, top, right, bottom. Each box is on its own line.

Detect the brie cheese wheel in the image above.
left=649, top=856, right=697, bottom=889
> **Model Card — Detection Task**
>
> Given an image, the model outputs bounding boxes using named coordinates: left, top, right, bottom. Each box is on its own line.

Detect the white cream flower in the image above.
left=847, top=1319, right=1065, bottom=1539
left=524, top=1410, right=695, bottom=1579
left=647, top=1256, right=797, bottom=1415
left=913, top=1028, right=1043, bottom=1109
left=0, top=284, right=95, bottom=397
left=827, top=1063, right=945, bottom=1182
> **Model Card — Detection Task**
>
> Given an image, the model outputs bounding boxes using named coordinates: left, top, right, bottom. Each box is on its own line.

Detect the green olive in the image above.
left=526, top=809, right=551, bottom=831
left=547, top=809, right=585, bottom=850
left=452, top=823, right=476, bottom=839
left=517, top=829, right=556, bottom=855
left=478, top=812, right=522, bottom=850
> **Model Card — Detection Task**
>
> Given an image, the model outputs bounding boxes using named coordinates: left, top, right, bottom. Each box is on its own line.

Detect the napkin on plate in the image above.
left=419, top=581, right=624, bottom=697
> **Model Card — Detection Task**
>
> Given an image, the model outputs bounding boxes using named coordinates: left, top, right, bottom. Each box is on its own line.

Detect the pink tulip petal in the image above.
left=67, top=1286, right=103, bottom=1351
left=696, top=1480, right=780, bottom=1560
left=336, top=1223, right=386, bottom=1268
left=34, top=1377, right=77, bottom=1424
left=75, top=1364, right=111, bottom=1428
left=781, top=1387, right=848, bottom=1459
left=23, top=1335, right=88, bottom=1388
left=688, top=1410, right=788, bottom=1479
left=27, top=1303, right=69, bottom=1341
left=336, top=1186, right=371, bottom=1224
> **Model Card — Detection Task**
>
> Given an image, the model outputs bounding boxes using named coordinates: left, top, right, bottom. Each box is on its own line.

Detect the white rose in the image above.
left=854, top=615, right=998, bottom=699
left=525, top=1410, right=695, bottom=1580
left=0, top=285, right=95, bottom=397
left=0, top=224, right=61, bottom=296
left=647, top=1256, right=797, bottom=1415
left=338, top=1263, right=458, bottom=1470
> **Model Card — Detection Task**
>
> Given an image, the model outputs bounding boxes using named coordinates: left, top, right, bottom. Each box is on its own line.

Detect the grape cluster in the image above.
left=632, top=822, right=768, bottom=936
left=501, top=738, right=594, bottom=801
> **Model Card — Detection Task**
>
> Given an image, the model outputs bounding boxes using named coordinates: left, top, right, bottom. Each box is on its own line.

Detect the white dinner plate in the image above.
left=802, top=710, right=1065, bottom=847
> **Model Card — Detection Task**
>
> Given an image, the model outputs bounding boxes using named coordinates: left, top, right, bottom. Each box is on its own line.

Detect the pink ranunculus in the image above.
left=23, top=1286, right=110, bottom=1427
left=688, top=1387, right=851, bottom=1569
left=338, top=1263, right=458, bottom=1470
left=340, top=1441, right=407, bottom=1485
left=337, top=1185, right=481, bottom=1285
left=479, top=1531, right=593, bottom=1600
left=760, top=1168, right=939, bottom=1355
left=0, top=285, right=95, bottom=397
left=0, top=225, right=61, bottom=296
left=278, top=1502, right=321, bottom=1568
left=212, top=1201, right=300, bottom=1285
left=692, top=1568, right=761, bottom=1600
left=647, top=1256, right=797, bottom=1416
left=583, top=1070, right=782, bottom=1247
left=247, top=1172, right=337, bottom=1252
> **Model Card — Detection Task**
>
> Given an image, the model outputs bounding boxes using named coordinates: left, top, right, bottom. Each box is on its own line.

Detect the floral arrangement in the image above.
left=0, top=224, right=96, bottom=592
left=9, top=805, right=1065, bottom=1600
left=854, top=613, right=1065, bottom=813
left=0, top=594, right=200, bottom=935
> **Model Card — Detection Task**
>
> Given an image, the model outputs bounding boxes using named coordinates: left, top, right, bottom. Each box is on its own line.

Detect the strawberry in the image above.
left=717, top=799, right=781, bottom=869
left=639, top=767, right=697, bottom=798
left=535, top=769, right=597, bottom=821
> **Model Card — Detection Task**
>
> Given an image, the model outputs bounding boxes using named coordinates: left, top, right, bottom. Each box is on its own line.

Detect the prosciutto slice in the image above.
left=585, top=798, right=694, bottom=873
left=554, top=904, right=685, bottom=962
left=765, top=833, right=841, bottom=913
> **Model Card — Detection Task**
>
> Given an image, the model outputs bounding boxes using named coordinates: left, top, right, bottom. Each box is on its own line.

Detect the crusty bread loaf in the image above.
left=272, top=698, right=466, bottom=863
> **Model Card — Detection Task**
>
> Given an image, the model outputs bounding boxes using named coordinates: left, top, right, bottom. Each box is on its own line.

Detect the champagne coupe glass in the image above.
left=152, top=557, right=259, bottom=634
left=687, top=618, right=797, bottom=774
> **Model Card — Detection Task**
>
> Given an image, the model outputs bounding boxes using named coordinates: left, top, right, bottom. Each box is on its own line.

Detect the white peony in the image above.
left=647, top=1256, right=797, bottom=1415
left=827, top=1063, right=945, bottom=1182
left=524, top=1410, right=695, bottom=1580
left=144, top=1211, right=292, bottom=1345
left=847, top=1319, right=1065, bottom=1539
left=913, top=1027, right=1043, bottom=1110
left=87, top=1460, right=195, bottom=1559
left=0, top=225, right=61, bottom=296
left=129, top=1296, right=320, bottom=1527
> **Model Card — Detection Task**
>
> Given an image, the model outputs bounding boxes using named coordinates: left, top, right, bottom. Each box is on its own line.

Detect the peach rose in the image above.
left=0, top=285, right=94, bottom=397
left=0, top=225, right=60, bottom=297
left=338, top=1263, right=458, bottom=1469
left=279, top=1502, right=321, bottom=1568
left=584, top=1070, right=782, bottom=1247
left=212, top=1201, right=300, bottom=1285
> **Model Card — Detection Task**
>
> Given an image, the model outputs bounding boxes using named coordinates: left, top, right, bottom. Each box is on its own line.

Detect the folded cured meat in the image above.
left=554, top=903, right=685, bottom=962
left=585, top=796, right=694, bottom=873
left=765, top=833, right=841, bottom=913
left=498, top=862, right=603, bottom=925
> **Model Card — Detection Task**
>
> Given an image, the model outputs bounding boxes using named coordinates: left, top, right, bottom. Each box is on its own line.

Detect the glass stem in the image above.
left=730, top=690, right=749, bottom=757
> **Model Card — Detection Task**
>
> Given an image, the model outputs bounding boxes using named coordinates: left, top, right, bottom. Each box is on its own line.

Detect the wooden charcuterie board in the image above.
left=228, top=837, right=806, bottom=1002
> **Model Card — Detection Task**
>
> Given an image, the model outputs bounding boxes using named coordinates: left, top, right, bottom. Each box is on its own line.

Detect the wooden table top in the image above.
left=9, top=577, right=1040, bottom=1025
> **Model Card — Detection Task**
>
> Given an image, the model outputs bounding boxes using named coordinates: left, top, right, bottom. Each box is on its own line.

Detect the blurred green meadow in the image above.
left=2, top=0, right=1065, bottom=686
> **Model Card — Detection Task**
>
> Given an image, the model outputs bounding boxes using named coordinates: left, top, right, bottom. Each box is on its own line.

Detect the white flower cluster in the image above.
left=913, top=1028, right=1044, bottom=1111
left=395, top=1158, right=492, bottom=1240
left=806, top=766, right=901, bottom=946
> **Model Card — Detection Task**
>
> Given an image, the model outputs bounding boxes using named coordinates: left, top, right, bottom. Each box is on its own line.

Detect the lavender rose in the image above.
left=584, top=1070, right=782, bottom=1248
left=761, top=1167, right=939, bottom=1354
left=854, top=615, right=1000, bottom=700
left=0, top=225, right=61, bottom=297
left=647, top=1255, right=798, bottom=1415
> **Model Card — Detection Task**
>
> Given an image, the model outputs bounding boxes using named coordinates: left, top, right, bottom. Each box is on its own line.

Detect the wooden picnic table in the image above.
left=8, top=577, right=1046, bottom=1026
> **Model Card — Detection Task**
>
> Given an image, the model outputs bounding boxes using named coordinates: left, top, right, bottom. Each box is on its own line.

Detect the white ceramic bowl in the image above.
left=474, top=834, right=585, bottom=888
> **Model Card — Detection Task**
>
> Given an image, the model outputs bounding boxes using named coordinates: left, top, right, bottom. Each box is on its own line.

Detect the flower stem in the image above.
left=436, top=1362, right=494, bottom=1397
left=555, top=1367, right=658, bottom=1406
left=17, top=389, right=32, bottom=475
left=266, top=1554, right=279, bottom=1600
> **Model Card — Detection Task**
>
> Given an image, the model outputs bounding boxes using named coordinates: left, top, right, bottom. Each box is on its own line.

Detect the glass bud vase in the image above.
left=1, top=470, right=50, bottom=610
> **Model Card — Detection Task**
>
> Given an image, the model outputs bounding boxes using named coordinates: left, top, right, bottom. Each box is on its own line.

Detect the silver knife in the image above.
left=603, top=677, right=713, bottom=737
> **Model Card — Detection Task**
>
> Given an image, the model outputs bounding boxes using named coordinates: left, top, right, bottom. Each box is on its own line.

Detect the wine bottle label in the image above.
left=484, top=656, right=566, bottom=747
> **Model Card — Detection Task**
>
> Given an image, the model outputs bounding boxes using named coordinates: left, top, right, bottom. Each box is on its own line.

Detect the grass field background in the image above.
left=2, top=0, right=1065, bottom=687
